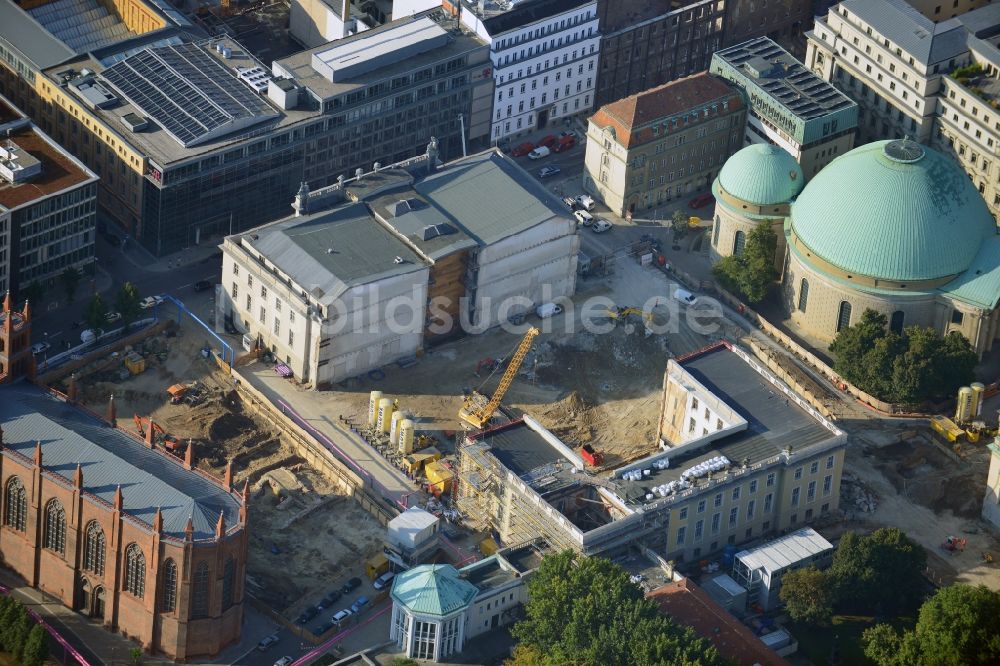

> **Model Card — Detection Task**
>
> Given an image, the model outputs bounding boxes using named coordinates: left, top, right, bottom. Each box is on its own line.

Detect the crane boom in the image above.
left=459, top=326, right=539, bottom=429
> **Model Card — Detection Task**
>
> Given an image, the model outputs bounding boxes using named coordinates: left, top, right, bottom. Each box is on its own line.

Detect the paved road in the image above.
left=239, top=364, right=421, bottom=509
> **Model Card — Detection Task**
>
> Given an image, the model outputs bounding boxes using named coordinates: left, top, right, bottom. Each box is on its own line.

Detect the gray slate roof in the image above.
left=0, top=0, right=76, bottom=70
left=248, top=201, right=428, bottom=304
left=413, top=150, right=567, bottom=246
left=0, top=382, right=240, bottom=540
left=841, top=0, right=968, bottom=65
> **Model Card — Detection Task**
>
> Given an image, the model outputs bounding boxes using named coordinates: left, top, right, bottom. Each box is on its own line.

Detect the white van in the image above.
left=672, top=288, right=698, bottom=306
left=536, top=302, right=564, bottom=318
left=373, top=571, right=396, bottom=590
left=528, top=146, right=551, bottom=160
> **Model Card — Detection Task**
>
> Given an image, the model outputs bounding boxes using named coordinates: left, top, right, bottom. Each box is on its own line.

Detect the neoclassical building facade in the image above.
left=0, top=381, right=248, bottom=661
left=711, top=139, right=1000, bottom=355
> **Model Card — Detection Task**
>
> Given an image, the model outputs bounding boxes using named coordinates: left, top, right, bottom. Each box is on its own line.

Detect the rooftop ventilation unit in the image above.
left=391, top=198, right=424, bottom=217
left=0, top=139, right=42, bottom=184
left=420, top=223, right=457, bottom=241
left=236, top=66, right=270, bottom=95
left=121, top=112, right=148, bottom=132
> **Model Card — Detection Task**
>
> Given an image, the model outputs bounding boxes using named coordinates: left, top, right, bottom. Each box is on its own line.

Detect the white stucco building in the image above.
left=389, top=546, right=540, bottom=661
left=458, top=0, right=600, bottom=142
left=218, top=147, right=579, bottom=387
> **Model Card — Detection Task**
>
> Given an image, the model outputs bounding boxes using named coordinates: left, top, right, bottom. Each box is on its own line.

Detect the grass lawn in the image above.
left=790, top=615, right=914, bottom=665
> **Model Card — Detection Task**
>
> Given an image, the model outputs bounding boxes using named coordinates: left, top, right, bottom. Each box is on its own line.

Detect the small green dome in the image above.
left=717, top=143, right=804, bottom=205
left=791, top=140, right=996, bottom=282
left=391, top=564, right=478, bottom=616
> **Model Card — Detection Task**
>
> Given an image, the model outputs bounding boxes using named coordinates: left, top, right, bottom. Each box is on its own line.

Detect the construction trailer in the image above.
left=730, top=528, right=834, bottom=611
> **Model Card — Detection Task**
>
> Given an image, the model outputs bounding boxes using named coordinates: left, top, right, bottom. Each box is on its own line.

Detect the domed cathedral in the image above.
left=709, top=144, right=804, bottom=271
left=712, top=138, right=1000, bottom=357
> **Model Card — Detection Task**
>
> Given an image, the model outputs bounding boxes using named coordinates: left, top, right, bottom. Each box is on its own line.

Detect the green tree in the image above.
left=830, top=309, right=977, bottom=404
left=829, top=528, right=927, bottom=615
left=511, top=550, right=728, bottom=666
left=61, top=266, right=81, bottom=304
left=129, top=646, right=143, bottom=665
left=115, top=282, right=142, bottom=327
left=671, top=210, right=690, bottom=241
left=21, top=624, right=48, bottom=666
left=84, top=293, right=108, bottom=332
left=863, top=585, right=1000, bottom=666
left=778, top=567, right=834, bottom=625
left=0, top=598, right=28, bottom=656
left=711, top=222, right=778, bottom=303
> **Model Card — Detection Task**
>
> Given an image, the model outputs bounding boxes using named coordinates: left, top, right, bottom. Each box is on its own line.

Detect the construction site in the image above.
left=47, top=323, right=389, bottom=621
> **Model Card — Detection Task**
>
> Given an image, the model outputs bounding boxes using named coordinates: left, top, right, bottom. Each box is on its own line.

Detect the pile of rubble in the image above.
left=842, top=472, right=879, bottom=514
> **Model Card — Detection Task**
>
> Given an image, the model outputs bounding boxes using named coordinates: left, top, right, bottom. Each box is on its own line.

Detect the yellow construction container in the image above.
left=425, top=460, right=455, bottom=495
left=401, top=447, right=442, bottom=475
left=931, top=415, right=965, bottom=442
left=365, top=553, right=389, bottom=580
left=124, top=352, right=145, bottom=375
left=479, top=538, right=499, bottom=556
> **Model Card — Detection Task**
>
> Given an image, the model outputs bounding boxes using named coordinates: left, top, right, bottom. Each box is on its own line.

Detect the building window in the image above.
left=694, top=519, right=704, bottom=542
left=83, top=521, right=105, bottom=576
left=794, top=467, right=803, bottom=480
left=732, top=487, right=740, bottom=501
left=747, top=499, right=755, bottom=521
left=192, top=562, right=210, bottom=618
left=679, top=507, right=688, bottom=520
left=764, top=493, right=773, bottom=513
left=4, top=477, right=26, bottom=532
left=808, top=481, right=817, bottom=502
left=951, top=310, right=964, bottom=325
left=827, top=455, right=835, bottom=469
left=823, top=475, right=833, bottom=496
left=711, top=512, right=721, bottom=534
left=798, top=279, right=809, bottom=312
left=713, top=217, right=721, bottom=246
left=836, top=301, right=852, bottom=332
left=791, top=487, right=801, bottom=507
left=890, top=310, right=905, bottom=334
left=44, top=499, right=66, bottom=555
left=733, top=230, right=746, bottom=256
left=810, top=461, right=819, bottom=475
left=729, top=507, right=738, bottom=527
left=231, top=283, right=238, bottom=299
left=676, top=526, right=686, bottom=545
left=288, top=330, right=294, bottom=347
left=247, top=275, right=253, bottom=288
left=766, top=472, right=775, bottom=487
left=124, top=544, right=145, bottom=598
left=749, top=479, right=758, bottom=494
left=232, top=263, right=239, bottom=276
left=222, top=557, right=236, bottom=610
left=162, top=559, right=177, bottom=613
left=714, top=493, right=722, bottom=508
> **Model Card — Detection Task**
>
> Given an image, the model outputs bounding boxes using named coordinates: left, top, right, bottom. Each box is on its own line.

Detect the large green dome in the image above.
left=790, top=140, right=996, bottom=282
left=717, top=143, right=804, bottom=205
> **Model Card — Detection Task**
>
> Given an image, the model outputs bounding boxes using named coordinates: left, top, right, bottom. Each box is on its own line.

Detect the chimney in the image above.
left=223, top=460, right=233, bottom=490
left=67, top=374, right=78, bottom=403
left=184, top=440, right=194, bottom=470
left=342, top=0, right=350, bottom=37
left=106, top=394, right=117, bottom=426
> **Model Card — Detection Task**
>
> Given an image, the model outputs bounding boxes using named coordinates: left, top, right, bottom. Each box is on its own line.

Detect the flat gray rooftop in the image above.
left=618, top=346, right=836, bottom=503
left=462, top=556, right=517, bottom=592
left=472, top=420, right=564, bottom=479
left=838, top=0, right=968, bottom=65
left=245, top=201, right=428, bottom=304
left=0, top=382, right=240, bottom=540
left=0, top=0, right=76, bottom=70
left=713, top=37, right=855, bottom=121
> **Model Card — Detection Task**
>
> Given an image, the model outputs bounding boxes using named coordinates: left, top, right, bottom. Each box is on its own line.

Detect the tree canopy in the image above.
left=711, top=222, right=777, bottom=303
left=778, top=566, right=834, bottom=626
left=863, top=585, right=1000, bottom=666
left=115, top=282, right=142, bottom=327
left=828, top=528, right=927, bottom=615
left=509, top=550, right=729, bottom=666
left=672, top=210, right=690, bottom=241
left=61, top=266, right=81, bottom=304
left=829, top=309, right=977, bottom=404
left=84, top=293, right=108, bottom=332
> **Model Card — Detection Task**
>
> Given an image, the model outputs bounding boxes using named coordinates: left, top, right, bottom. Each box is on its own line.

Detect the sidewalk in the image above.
left=116, top=237, right=223, bottom=274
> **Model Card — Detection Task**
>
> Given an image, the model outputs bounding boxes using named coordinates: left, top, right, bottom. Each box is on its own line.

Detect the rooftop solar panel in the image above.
left=100, top=42, right=277, bottom=148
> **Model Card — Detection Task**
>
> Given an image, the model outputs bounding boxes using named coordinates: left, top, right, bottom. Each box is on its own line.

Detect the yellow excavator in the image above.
left=459, top=327, right=539, bottom=429
left=601, top=306, right=653, bottom=326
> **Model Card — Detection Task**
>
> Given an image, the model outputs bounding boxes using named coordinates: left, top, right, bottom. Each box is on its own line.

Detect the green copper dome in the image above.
left=716, top=143, right=804, bottom=205
left=391, top=564, right=477, bottom=617
left=790, top=140, right=996, bottom=282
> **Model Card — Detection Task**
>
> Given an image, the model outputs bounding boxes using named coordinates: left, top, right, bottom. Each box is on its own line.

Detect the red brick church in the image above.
left=0, top=293, right=250, bottom=660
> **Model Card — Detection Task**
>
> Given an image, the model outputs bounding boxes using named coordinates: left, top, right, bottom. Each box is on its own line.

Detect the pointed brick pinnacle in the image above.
left=145, top=419, right=155, bottom=448
left=74, top=463, right=83, bottom=489
left=184, top=515, right=194, bottom=542
left=184, top=440, right=194, bottom=470
left=216, top=510, right=226, bottom=539
left=153, top=506, right=163, bottom=534
left=106, top=394, right=117, bottom=425
left=33, top=440, right=42, bottom=466
left=114, top=485, right=123, bottom=511
left=67, top=374, right=78, bottom=402
left=2, top=290, right=10, bottom=313
left=21, top=299, right=30, bottom=321
left=223, top=461, right=233, bottom=490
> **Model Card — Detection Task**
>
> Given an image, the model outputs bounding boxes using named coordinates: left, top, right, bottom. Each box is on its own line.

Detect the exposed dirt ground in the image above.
left=59, top=324, right=386, bottom=617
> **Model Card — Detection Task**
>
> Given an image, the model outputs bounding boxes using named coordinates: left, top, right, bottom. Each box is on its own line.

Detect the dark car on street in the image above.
left=295, top=606, right=319, bottom=624
left=193, top=280, right=213, bottom=292
left=317, top=590, right=341, bottom=610
left=341, top=577, right=362, bottom=594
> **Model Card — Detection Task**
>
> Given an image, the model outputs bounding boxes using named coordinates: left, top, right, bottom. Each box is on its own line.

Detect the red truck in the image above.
left=581, top=444, right=604, bottom=466
left=552, top=135, right=576, bottom=152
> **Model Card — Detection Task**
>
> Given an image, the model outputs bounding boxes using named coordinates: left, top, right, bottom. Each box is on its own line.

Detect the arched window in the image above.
left=4, top=477, right=26, bottom=532
left=798, top=279, right=809, bottom=312
left=43, top=499, right=66, bottom=555
left=836, top=301, right=853, bottom=333
left=222, top=557, right=236, bottom=610
left=733, top=230, right=746, bottom=256
left=161, top=559, right=177, bottom=613
left=192, top=562, right=210, bottom=618
left=712, top=216, right=721, bottom=246
left=83, top=521, right=105, bottom=576
left=890, top=310, right=905, bottom=334
left=124, top=544, right=145, bottom=598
